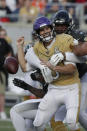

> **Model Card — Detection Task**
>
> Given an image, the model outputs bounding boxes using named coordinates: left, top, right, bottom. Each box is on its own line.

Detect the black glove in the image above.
left=13, top=78, right=47, bottom=98
left=13, top=78, right=29, bottom=90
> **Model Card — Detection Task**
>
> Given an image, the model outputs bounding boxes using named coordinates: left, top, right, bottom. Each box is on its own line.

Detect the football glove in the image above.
left=13, top=78, right=29, bottom=90
left=40, top=65, right=53, bottom=83
left=50, top=52, right=64, bottom=66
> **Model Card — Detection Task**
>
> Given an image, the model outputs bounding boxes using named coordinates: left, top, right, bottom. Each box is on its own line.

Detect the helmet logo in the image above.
left=56, top=19, right=65, bottom=23
left=40, top=23, right=47, bottom=27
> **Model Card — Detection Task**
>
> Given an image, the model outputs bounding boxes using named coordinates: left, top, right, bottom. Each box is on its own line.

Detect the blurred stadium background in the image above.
left=0, top=0, right=87, bottom=130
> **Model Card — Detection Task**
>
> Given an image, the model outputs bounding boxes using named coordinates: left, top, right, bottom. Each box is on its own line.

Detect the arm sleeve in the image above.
left=25, top=47, right=41, bottom=68
left=64, top=61, right=76, bottom=66
left=65, top=52, right=87, bottom=63
left=73, top=39, right=79, bottom=45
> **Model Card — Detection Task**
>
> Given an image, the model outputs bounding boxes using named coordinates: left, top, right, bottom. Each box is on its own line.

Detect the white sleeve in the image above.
left=25, top=62, right=33, bottom=72
left=25, top=47, right=41, bottom=68
left=65, top=52, right=87, bottom=63
left=73, top=39, right=79, bottom=45
left=64, top=61, right=76, bottom=66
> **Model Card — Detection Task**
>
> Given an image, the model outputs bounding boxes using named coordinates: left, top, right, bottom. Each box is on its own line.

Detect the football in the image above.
left=4, top=56, right=19, bottom=74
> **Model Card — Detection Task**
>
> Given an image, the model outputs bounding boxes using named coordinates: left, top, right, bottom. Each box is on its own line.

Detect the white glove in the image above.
left=50, top=52, right=64, bottom=66
left=40, top=65, right=53, bottom=83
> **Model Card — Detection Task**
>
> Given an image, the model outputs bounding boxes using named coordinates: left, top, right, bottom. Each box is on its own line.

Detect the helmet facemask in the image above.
left=37, top=25, right=54, bottom=43
left=54, top=22, right=69, bottom=34
left=33, top=16, right=55, bottom=43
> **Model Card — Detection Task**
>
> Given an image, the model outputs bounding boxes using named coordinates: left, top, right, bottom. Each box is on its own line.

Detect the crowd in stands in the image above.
left=0, top=0, right=86, bottom=23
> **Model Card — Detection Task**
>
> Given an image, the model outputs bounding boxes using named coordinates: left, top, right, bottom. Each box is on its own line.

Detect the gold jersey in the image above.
left=33, top=33, right=80, bottom=86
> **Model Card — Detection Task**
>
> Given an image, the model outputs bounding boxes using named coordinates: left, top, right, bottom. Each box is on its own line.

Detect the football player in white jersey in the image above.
left=10, top=69, right=49, bottom=131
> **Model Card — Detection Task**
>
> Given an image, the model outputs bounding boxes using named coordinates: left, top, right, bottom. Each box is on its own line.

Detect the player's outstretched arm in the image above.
left=13, top=78, right=45, bottom=98
left=17, top=37, right=28, bottom=72
left=50, top=51, right=86, bottom=64
left=65, top=52, right=87, bottom=63
left=71, top=42, right=87, bottom=56
left=41, top=60, right=76, bottom=75
left=51, top=64, right=76, bottom=75
left=25, top=47, right=41, bottom=69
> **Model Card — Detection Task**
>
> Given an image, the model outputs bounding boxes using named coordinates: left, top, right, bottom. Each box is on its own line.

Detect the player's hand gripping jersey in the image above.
left=49, top=51, right=64, bottom=66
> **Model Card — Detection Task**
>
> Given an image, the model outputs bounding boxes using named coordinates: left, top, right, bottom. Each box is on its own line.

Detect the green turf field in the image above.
left=0, top=106, right=85, bottom=131
left=0, top=120, right=15, bottom=131
left=0, top=106, right=15, bottom=131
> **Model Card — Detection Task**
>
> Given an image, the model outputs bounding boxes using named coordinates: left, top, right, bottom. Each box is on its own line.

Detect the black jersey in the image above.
left=66, top=24, right=87, bottom=78
left=66, top=24, right=87, bottom=42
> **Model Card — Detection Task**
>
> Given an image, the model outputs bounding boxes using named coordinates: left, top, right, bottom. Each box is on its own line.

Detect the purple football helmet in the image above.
left=33, top=16, right=51, bottom=31
left=33, top=16, right=54, bottom=43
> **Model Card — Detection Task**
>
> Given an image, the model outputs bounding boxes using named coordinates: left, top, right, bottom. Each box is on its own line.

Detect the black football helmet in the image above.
left=52, top=10, right=72, bottom=34
left=53, top=10, right=72, bottom=26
